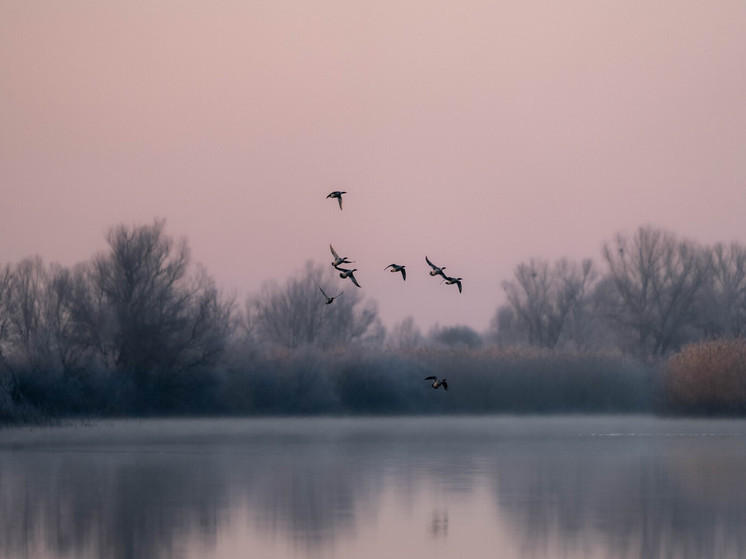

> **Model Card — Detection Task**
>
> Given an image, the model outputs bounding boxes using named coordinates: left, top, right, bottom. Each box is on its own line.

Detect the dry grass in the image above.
left=665, top=339, right=746, bottom=414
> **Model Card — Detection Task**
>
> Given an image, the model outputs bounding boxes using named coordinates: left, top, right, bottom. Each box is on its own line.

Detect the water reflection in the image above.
left=429, top=509, right=448, bottom=538
left=491, top=425, right=746, bottom=559
left=1, top=417, right=746, bottom=558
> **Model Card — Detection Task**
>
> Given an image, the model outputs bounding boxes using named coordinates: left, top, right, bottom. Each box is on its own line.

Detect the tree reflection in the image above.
left=491, top=431, right=746, bottom=558
left=0, top=422, right=393, bottom=559
left=2, top=418, right=746, bottom=558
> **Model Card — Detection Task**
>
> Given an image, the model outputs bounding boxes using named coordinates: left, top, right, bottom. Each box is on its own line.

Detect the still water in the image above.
left=1, top=416, right=746, bottom=559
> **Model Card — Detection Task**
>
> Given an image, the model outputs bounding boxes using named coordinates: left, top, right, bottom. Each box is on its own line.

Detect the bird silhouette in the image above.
left=326, top=190, right=346, bottom=210
left=337, top=267, right=361, bottom=288
left=426, top=256, right=447, bottom=278
left=384, top=263, right=406, bottom=281
left=330, top=244, right=354, bottom=268
left=425, top=376, right=448, bottom=390
left=319, top=286, right=343, bottom=305
left=443, top=275, right=463, bottom=293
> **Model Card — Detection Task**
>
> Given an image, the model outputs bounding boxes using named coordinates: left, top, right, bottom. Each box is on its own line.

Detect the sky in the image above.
left=1, top=1, right=745, bottom=333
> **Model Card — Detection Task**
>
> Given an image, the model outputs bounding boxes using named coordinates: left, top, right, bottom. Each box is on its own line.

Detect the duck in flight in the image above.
left=425, top=376, right=448, bottom=390
left=326, top=190, right=346, bottom=210
left=337, top=267, right=361, bottom=288
left=426, top=256, right=447, bottom=278
left=384, top=263, right=406, bottom=281
left=443, top=275, right=463, bottom=293
left=330, top=244, right=354, bottom=268
left=319, top=286, right=343, bottom=305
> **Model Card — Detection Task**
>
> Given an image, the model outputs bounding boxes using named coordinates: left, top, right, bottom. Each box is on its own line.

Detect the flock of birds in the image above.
left=323, top=190, right=450, bottom=391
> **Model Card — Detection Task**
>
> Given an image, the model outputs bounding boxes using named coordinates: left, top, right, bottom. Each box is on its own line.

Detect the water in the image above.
left=2, top=415, right=746, bottom=559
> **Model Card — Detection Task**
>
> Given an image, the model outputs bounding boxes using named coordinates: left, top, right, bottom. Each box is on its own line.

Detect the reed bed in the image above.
left=665, top=339, right=746, bottom=415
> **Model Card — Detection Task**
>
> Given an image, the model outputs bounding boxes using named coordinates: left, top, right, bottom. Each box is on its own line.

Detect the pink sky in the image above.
left=1, top=1, right=745, bottom=333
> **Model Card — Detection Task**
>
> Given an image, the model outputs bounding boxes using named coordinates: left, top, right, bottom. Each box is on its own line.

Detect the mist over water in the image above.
left=2, top=416, right=746, bottom=559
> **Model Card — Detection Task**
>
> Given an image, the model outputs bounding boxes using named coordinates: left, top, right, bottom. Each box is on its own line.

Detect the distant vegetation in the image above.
left=665, top=339, right=746, bottom=415
left=2, top=220, right=745, bottom=423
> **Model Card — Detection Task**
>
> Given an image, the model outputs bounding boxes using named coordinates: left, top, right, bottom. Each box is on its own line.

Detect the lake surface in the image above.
left=2, top=415, right=746, bottom=559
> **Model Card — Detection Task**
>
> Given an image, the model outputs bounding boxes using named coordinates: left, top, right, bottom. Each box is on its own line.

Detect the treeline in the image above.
left=0, top=220, right=233, bottom=421
left=492, top=226, right=746, bottom=356
left=0, top=220, right=744, bottom=422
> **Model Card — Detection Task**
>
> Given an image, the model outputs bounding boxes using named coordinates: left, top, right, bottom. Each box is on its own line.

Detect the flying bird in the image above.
left=330, top=244, right=354, bottom=268
left=326, top=190, right=346, bottom=210
left=337, top=267, right=361, bottom=288
left=319, top=286, right=343, bottom=305
left=425, top=376, right=448, bottom=390
left=384, top=263, right=406, bottom=281
left=425, top=256, right=447, bottom=278
left=443, top=275, right=463, bottom=293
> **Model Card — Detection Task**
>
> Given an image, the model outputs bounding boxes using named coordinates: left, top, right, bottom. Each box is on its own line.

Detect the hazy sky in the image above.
left=1, top=1, right=745, bottom=332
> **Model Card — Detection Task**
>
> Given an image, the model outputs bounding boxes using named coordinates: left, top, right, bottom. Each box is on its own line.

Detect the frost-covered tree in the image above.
left=247, top=261, right=382, bottom=349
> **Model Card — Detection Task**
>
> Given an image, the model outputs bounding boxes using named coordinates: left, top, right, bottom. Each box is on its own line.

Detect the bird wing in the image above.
left=456, top=280, right=462, bottom=293
left=424, top=376, right=437, bottom=381
left=349, top=273, right=361, bottom=288
left=425, top=256, right=436, bottom=269
left=330, top=244, right=340, bottom=259
left=337, top=196, right=343, bottom=210
left=442, top=380, right=448, bottom=390
left=319, top=286, right=328, bottom=298
left=384, top=264, right=392, bottom=270
left=401, top=268, right=406, bottom=281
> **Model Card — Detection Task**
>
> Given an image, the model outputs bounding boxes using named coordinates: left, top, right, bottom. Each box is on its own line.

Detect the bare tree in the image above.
left=174, top=266, right=235, bottom=370
left=2, top=257, right=63, bottom=371
left=488, top=306, right=525, bottom=348
left=38, top=263, right=89, bottom=373
left=387, top=316, right=423, bottom=349
left=66, top=261, right=120, bottom=371
left=0, top=264, right=13, bottom=366
left=0, top=258, right=89, bottom=374
left=88, top=219, right=234, bottom=392
left=4, top=257, right=45, bottom=366
left=247, top=261, right=382, bottom=349
left=695, top=242, right=746, bottom=339
left=557, top=258, right=600, bottom=350
left=600, top=226, right=709, bottom=356
left=498, top=258, right=597, bottom=349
